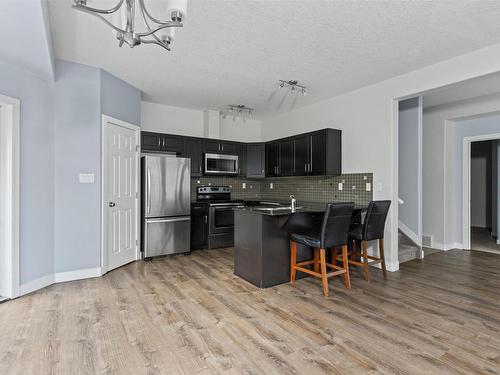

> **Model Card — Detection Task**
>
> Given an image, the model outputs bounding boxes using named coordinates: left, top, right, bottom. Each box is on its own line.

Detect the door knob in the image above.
left=108, top=202, right=116, bottom=207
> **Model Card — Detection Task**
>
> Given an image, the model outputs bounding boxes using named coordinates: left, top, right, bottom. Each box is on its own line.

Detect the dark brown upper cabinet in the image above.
left=141, top=132, right=183, bottom=154
left=246, top=143, right=265, bottom=178
left=203, top=140, right=238, bottom=155
left=183, top=137, right=203, bottom=177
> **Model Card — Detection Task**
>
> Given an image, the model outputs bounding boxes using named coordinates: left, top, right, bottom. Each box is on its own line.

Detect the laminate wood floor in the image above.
left=2, top=248, right=500, bottom=375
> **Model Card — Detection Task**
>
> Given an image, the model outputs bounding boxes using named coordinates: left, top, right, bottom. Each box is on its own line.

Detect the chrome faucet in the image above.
left=290, top=195, right=296, bottom=212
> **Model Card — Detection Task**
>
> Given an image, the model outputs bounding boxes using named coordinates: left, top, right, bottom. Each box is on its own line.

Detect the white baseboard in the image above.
left=431, top=242, right=463, bottom=251
left=19, top=274, right=55, bottom=296
left=19, top=267, right=102, bottom=297
left=54, top=267, right=102, bottom=283
left=398, top=221, right=419, bottom=245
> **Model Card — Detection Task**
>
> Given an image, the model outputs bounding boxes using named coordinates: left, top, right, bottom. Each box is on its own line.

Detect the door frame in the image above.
left=101, top=115, right=141, bottom=274
left=0, top=94, right=20, bottom=299
left=462, top=132, right=500, bottom=250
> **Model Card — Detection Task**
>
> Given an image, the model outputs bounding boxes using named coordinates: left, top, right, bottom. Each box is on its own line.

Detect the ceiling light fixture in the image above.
left=277, top=80, right=308, bottom=96
left=221, top=105, right=254, bottom=121
left=72, top=0, right=187, bottom=51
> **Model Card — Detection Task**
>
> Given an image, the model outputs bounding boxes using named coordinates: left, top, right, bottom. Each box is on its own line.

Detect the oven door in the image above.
left=204, top=153, right=239, bottom=175
left=209, top=205, right=241, bottom=235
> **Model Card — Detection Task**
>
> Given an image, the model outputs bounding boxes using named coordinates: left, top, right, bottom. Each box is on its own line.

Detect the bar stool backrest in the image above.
left=321, top=202, right=355, bottom=249
left=363, top=200, right=391, bottom=241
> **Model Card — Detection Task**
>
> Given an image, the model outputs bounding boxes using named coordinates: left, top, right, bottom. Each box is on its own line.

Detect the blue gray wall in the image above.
left=54, top=60, right=101, bottom=273
left=100, top=70, right=141, bottom=125
left=398, top=97, right=420, bottom=239
left=0, top=59, right=55, bottom=284
left=0, top=57, right=141, bottom=285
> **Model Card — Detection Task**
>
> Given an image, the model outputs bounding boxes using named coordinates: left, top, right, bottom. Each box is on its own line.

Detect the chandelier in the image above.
left=278, top=80, right=308, bottom=96
left=221, top=105, right=254, bottom=122
left=72, top=0, right=187, bottom=51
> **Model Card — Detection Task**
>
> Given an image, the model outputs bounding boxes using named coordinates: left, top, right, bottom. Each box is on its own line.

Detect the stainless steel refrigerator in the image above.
left=142, top=155, right=191, bottom=258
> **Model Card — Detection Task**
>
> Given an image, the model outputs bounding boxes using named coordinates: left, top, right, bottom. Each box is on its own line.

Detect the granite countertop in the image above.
left=234, top=201, right=368, bottom=216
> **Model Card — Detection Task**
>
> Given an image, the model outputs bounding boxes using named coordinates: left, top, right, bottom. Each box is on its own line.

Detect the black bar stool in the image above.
left=288, top=203, right=354, bottom=297
left=347, top=200, right=391, bottom=282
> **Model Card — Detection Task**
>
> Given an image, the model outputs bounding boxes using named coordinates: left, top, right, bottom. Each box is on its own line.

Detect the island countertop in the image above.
left=233, top=202, right=368, bottom=216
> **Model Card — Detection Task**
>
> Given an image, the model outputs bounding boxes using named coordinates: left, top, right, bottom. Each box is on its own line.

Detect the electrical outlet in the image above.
left=338, top=183, right=343, bottom=191
left=366, top=182, right=371, bottom=192
left=352, top=185, right=356, bottom=190
left=242, top=182, right=246, bottom=189
left=363, top=175, right=368, bottom=180
left=270, top=183, right=274, bottom=189
left=79, top=173, right=95, bottom=184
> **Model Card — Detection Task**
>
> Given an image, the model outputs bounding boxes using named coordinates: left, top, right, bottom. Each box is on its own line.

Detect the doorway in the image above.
left=0, top=94, right=20, bottom=300
left=101, top=115, right=140, bottom=274
left=466, top=138, right=500, bottom=253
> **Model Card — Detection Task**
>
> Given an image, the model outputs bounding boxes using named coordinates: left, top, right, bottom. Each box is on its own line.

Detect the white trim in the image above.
left=0, top=94, right=20, bottom=299
left=391, top=99, right=399, bottom=269
left=19, top=274, right=54, bottom=296
left=416, top=96, right=423, bottom=251
left=462, top=132, right=500, bottom=250
left=432, top=242, right=463, bottom=251
left=101, top=115, right=141, bottom=274
left=54, top=267, right=102, bottom=283
left=398, top=220, right=419, bottom=245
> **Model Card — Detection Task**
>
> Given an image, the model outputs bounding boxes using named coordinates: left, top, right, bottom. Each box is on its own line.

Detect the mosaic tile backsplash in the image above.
left=191, top=173, right=373, bottom=206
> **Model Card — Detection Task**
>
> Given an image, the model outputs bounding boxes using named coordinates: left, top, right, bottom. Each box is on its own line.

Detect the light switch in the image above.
left=242, top=182, right=246, bottom=189
left=366, top=182, right=371, bottom=192
left=338, top=183, right=343, bottom=191
left=79, top=173, right=95, bottom=184
left=270, top=183, right=274, bottom=189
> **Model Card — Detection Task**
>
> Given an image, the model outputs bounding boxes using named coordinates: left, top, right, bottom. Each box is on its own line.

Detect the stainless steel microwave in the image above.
left=204, top=153, right=239, bottom=175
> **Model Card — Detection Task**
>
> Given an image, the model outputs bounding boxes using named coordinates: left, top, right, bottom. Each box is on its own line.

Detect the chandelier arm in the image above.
left=72, top=5, right=126, bottom=33
left=72, top=0, right=125, bottom=15
left=138, top=0, right=172, bottom=25
left=135, top=22, right=183, bottom=37
left=140, top=39, right=171, bottom=51
left=139, top=3, right=165, bottom=45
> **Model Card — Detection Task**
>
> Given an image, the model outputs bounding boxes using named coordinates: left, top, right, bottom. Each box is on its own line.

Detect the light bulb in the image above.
left=167, top=0, right=188, bottom=21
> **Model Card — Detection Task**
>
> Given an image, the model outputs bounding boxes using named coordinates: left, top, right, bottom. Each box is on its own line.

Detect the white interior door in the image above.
left=103, top=116, right=139, bottom=273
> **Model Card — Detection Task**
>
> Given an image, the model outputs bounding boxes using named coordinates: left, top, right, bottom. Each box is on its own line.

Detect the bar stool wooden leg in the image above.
left=319, top=248, right=328, bottom=297
left=342, top=244, right=351, bottom=289
left=332, top=247, right=338, bottom=267
left=361, top=240, right=370, bottom=282
left=290, top=241, right=297, bottom=285
left=314, top=248, right=320, bottom=273
left=379, top=238, right=387, bottom=278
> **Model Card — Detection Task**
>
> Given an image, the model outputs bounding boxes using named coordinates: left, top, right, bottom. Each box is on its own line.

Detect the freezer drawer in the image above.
left=144, top=216, right=191, bottom=258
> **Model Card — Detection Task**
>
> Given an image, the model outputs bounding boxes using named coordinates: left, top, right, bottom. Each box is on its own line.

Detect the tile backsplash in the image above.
left=191, top=173, right=373, bottom=206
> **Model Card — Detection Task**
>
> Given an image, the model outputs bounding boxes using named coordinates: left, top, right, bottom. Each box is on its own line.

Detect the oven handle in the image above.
left=145, top=216, right=191, bottom=224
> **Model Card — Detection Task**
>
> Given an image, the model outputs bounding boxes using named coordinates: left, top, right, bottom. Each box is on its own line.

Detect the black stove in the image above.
left=196, top=186, right=244, bottom=249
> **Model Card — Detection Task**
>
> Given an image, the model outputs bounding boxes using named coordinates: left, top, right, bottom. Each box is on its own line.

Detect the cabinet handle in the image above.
left=158, top=138, right=161, bottom=147
left=204, top=215, right=208, bottom=223
left=163, top=138, right=166, bottom=147
left=221, top=144, right=224, bottom=152
left=305, top=164, right=307, bottom=172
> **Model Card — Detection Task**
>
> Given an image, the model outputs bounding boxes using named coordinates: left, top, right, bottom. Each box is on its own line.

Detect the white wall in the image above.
left=141, top=101, right=262, bottom=142
left=262, top=43, right=500, bottom=271
left=423, top=94, right=500, bottom=249
left=448, top=115, right=500, bottom=247
left=470, top=141, right=492, bottom=228
left=398, top=97, right=421, bottom=241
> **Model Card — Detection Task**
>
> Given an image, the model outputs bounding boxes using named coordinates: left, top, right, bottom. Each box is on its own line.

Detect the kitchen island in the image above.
left=233, top=203, right=367, bottom=288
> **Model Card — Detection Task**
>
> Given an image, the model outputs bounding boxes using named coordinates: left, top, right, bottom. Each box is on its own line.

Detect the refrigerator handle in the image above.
left=147, top=167, right=151, bottom=214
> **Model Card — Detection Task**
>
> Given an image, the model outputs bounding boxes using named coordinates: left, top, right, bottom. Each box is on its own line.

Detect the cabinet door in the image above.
left=278, top=139, right=293, bottom=176
left=141, top=132, right=162, bottom=151
left=204, top=140, right=221, bottom=153
left=184, top=138, right=203, bottom=177
left=220, top=141, right=238, bottom=155
left=191, top=204, right=208, bottom=250
left=309, top=131, right=327, bottom=175
left=266, top=142, right=279, bottom=176
left=237, top=144, right=246, bottom=176
left=246, top=143, right=265, bottom=178
left=161, top=135, right=184, bottom=153
left=292, top=135, right=309, bottom=176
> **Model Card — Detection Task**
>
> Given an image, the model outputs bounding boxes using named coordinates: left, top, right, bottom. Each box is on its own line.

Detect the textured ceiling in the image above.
left=48, top=0, right=500, bottom=118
